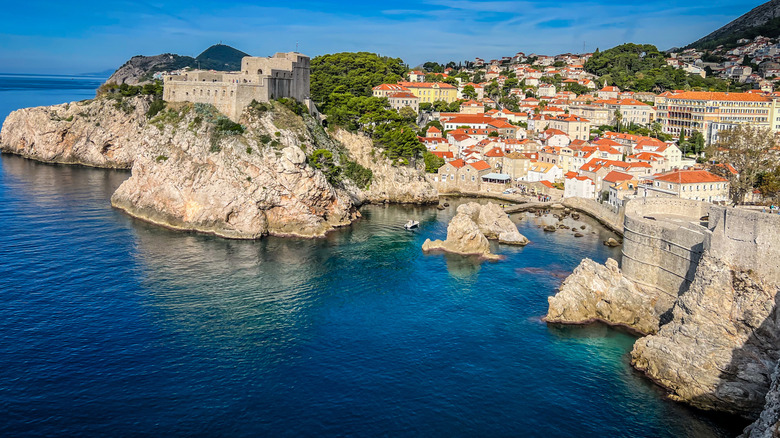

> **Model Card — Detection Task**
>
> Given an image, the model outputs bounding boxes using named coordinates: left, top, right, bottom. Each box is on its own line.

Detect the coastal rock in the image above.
left=545, top=258, right=675, bottom=335
left=0, top=96, right=151, bottom=168
left=498, top=230, right=529, bottom=246
left=333, top=129, right=438, bottom=204
left=112, top=143, right=357, bottom=239
left=2, top=96, right=359, bottom=239
left=422, top=213, right=496, bottom=259
left=631, top=254, right=780, bottom=417
left=604, top=237, right=620, bottom=246
left=742, top=361, right=780, bottom=438
left=543, top=225, right=557, bottom=232
left=474, top=202, right=519, bottom=239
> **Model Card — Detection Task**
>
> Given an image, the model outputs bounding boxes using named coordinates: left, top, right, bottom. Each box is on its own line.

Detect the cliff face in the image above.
left=333, top=129, right=438, bottom=204
left=0, top=97, right=151, bottom=168
left=545, top=258, right=674, bottom=335
left=1, top=96, right=362, bottom=238
left=743, top=362, right=780, bottom=437
left=631, top=253, right=780, bottom=417
left=689, top=0, right=780, bottom=48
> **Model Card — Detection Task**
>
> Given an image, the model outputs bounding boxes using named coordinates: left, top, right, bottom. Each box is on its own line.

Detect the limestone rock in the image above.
left=631, top=254, right=780, bottom=417
left=422, top=212, right=497, bottom=259
left=545, top=258, right=675, bottom=335
left=333, top=129, right=438, bottom=204
left=1, top=97, right=359, bottom=239
left=498, top=230, right=529, bottom=246
left=544, top=225, right=557, bottom=232
left=475, top=202, right=519, bottom=239
left=742, top=360, right=780, bottom=437
left=604, top=237, right=620, bottom=246
left=0, top=97, right=151, bottom=168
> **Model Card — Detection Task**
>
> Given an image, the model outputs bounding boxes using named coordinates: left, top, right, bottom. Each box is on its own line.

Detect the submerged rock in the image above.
left=604, top=237, right=620, bottom=247
left=545, top=258, right=674, bottom=335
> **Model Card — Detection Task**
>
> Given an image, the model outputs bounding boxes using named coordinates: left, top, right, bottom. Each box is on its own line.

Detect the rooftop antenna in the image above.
left=296, top=41, right=299, bottom=52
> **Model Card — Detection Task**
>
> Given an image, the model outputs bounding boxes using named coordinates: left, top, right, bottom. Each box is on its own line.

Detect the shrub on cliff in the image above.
left=308, top=149, right=341, bottom=184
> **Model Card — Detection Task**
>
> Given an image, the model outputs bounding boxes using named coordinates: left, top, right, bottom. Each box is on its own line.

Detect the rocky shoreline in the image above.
left=0, top=96, right=437, bottom=239
left=545, top=199, right=780, bottom=436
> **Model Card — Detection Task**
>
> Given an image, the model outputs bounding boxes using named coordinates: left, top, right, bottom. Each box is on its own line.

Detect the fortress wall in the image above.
left=562, top=197, right=624, bottom=234
left=708, top=206, right=780, bottom=284
left=621, top=198, right=710, bottom=295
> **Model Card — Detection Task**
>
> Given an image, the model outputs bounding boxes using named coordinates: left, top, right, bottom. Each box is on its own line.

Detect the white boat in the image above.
left=404, top=220, right=419, bottom=230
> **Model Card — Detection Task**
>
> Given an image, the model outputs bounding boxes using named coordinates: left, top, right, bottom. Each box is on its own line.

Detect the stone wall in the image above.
left=621, top=198, right=709, bottom=296
left=562, top=197, right=624, bottom=234
left=708, top=206, right=780, bottom=284
left=163, top=52, right=310, bottom=121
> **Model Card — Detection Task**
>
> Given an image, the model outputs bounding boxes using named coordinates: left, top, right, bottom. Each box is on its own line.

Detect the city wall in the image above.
left=562, top=197, right=624, bottom=234
left=620, top=197, right=780, bottom=297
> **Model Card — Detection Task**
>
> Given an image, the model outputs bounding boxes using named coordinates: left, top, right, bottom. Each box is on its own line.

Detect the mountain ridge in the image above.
left=688, top=0, right=780, bottom=49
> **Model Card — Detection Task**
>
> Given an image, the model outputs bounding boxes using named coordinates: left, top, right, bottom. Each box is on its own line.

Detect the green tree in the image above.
left=308, top=149, right=341, bottom=184
left=462, top=85, right=477, bottom=100
left=424, top=151, right=445, bottom=173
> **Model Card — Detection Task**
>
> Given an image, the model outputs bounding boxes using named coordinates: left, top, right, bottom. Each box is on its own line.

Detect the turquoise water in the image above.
left=0, top=76, right=744, bottom=436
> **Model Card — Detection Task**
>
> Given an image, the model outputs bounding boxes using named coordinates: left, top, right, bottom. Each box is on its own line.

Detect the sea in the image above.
left=0, top=73, right=746, bottom=437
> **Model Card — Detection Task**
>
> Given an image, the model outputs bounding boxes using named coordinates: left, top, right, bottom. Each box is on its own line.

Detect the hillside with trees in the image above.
left=584, top=43, right=750, bottom=92
left=311, top=52, right=430, bottom=165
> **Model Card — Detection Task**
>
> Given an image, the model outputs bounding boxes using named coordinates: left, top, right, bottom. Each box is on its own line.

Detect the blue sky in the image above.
left=0, top=0, right=766, bottom=74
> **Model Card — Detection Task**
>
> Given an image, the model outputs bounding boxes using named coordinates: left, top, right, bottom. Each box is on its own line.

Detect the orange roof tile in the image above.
left=654, top=170, right=728, bottom=184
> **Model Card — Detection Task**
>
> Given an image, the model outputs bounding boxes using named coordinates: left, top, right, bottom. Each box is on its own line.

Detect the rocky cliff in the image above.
left=689, top=0, right=780, bottom=49
left=631, top=253, right=780, bottom=417
left=0, top=97, right=151, bottom=168
left=545, top=258, right=674, bottom=335
left=743, top=362, right=780, bottom=437
left=333, top=129, right=438, bottom=204
left=0, top=97, right=375, bottom=238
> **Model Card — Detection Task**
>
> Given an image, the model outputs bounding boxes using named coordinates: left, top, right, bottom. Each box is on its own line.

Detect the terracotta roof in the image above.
left=484, top=147, right=505, bottom=157
left=448, top=159, right=466, bottom=169
left=667, top=91, right=770, bottom=102
left=654, top=170, right=728, bottom=184
left=389, top=92, right=417, bottom=99
left=398, top=81, right=457, bottom=89
left=603, top=171, right=635, bottom=183
left=540, top=180, right=555, bottom=188
left=427, top=126, right=441, bottom=133
left=468, top=160, right=491, bottom=171
left=431, top=151, right=454, bottom=159
left=373, top=84, right=410, bottom=91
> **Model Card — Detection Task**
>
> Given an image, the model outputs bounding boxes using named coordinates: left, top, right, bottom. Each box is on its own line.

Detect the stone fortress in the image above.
left=620, top=197, right=780, bottom=297
left=162, top=52, right=311, bottom=121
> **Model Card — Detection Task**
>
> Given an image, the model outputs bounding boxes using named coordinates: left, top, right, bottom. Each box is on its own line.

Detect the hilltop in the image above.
left=104, top=44, right=249, bottom=86
left=688, top=0, right=780, bottom=50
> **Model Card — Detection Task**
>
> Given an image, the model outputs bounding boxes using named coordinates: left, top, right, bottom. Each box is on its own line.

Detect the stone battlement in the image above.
left=620, top=197, right=780, bottom=296
left=162, top=52, right=310, bottom=121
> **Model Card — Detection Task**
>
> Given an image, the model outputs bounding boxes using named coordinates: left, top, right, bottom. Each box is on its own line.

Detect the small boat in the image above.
left=404, top=220, right=419, bottom=230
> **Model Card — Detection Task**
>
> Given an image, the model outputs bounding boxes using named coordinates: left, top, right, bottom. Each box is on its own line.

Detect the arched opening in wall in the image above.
left=222, top=90, right=226, bottom=96
left=200, top=89, right=203, bottom=96
left=243, top=79, right=247, bottom=83
left=230, top=91, right=234, bottom=97
left=207, top=90, right=210, bottom=96
left=257, top=69, right=263, bottom=75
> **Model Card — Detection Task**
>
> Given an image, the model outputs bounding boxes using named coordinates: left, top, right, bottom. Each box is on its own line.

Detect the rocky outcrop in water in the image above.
left=0, top=97, right=151, bottom=168
left=422, top=202, right=527, bottom=259
left=545, top=258, right=674, bottom=335
left=0, top=96, right=374, bottom=238
left=631, top=253, right=780, bottom=417
left=333, top=130, right=438, bottom=205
